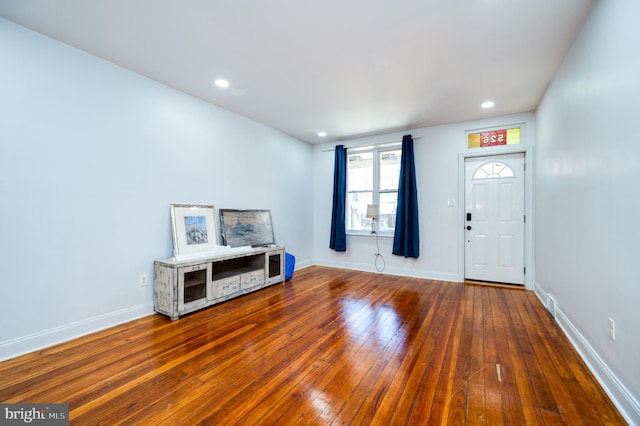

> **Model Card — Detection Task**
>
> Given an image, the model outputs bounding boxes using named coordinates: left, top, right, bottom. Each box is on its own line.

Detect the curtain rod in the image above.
left=321, top=136, right=421, bottom=152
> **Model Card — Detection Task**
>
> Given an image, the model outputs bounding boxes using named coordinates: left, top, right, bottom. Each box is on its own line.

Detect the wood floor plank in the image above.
left=342, top=280, right=438, bottom=424
left=0, top=266, right=626, bottom=425
left=481, top=287, right=506, bottom=425
left=498, top=288, right=546, bottom=424
left=158, top=272, right=385, bottom=424
left=439, top=279, right=475, bottom=425
left=503, top=288, right=569, bottom=424
left=394, top=282, right=461, bottom=424
left=317, top=276, right=432, bottom=425
left=229, top=299, right=376, bottom=424
left=259, top=276, right=410, bottom=425
left=466, top=284, right=487, bottom=423
left=488, top=287, right=526, bottom=425
left=312, top=303, right=411, bottom=425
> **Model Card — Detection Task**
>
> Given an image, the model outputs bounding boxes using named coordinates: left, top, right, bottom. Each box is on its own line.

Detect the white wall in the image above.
left=313, top=112, right=535, bottom=282
left=0, top=18, right=313, bottom=360
left=535, top=0, right=640, bottom=422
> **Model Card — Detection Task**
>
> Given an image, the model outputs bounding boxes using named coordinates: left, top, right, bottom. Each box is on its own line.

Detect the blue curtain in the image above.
left=329, top=145, right=347, bottom=251
left=393, top=135, right=420, bottom=258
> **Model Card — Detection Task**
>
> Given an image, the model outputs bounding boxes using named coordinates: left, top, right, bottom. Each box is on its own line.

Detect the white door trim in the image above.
left=457, top=145, right=534, bottom=290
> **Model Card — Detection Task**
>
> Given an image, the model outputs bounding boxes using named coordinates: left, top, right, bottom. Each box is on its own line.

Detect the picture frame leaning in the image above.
left=170, top=204, right=218, bottom=256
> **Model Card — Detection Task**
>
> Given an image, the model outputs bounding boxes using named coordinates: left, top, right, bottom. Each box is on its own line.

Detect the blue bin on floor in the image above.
left=285, top=252, right=295, bottom=281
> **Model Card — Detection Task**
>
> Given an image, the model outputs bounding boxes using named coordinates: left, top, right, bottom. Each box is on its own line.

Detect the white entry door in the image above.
left=464, top=153, right=525, bottom=285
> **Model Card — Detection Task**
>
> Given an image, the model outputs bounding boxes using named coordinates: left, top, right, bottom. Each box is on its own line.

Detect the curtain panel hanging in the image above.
left=393, top=135, right=420, bottom=258
left=329, top=145, right=347, bottom=251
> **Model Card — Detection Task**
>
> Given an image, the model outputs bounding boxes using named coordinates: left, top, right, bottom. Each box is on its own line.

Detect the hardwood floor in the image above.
left=0, top=266, right=625, bottom=425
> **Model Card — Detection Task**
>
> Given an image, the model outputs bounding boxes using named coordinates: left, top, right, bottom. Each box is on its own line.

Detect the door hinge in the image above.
left=524, top=215, right=526, bottom=223
left=524, top=267, right=526, bottom=274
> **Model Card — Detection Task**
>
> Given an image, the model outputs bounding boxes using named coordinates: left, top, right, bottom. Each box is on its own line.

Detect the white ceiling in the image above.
left=0, top=0, right=594, bottom=144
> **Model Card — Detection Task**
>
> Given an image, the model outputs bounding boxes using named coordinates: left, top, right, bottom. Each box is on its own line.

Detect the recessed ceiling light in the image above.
left=481, top=101, right=495, bottom=109
left=318, top=132, right=327, bottom=137
left=214, top=79, right=230, bottom=88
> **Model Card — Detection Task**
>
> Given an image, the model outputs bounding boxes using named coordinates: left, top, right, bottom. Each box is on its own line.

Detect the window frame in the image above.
left=346, top=145, right=401, bottom=236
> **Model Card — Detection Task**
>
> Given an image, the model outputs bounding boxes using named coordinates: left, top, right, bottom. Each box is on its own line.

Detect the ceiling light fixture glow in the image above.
left=214, top=79, right=230, bottom=88
left=318, top=132, right=327, bottom=137
left=481, top=101, right=495, bottom=109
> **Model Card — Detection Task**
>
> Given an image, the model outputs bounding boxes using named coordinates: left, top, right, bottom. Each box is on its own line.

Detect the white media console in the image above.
left=154, top=246, right=285, bottom=319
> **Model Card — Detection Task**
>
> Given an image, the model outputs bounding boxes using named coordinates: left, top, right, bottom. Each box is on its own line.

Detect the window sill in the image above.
left=346, top=231, right=394, bottom=239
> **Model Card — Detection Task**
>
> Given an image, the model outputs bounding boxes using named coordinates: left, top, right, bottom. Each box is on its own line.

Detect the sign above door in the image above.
left=468, top=127, right=521, bottom=149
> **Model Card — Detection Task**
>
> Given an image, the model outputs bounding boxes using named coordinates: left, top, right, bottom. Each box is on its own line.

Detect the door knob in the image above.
left=466, top=226, right=472, bottom=230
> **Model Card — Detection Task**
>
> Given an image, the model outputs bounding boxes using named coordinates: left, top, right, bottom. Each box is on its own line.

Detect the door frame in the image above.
left=457, top=144, right=534, bottom=290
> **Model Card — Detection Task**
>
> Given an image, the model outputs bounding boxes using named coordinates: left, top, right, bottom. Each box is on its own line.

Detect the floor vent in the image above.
left=546, top=293, right=557, bottom=319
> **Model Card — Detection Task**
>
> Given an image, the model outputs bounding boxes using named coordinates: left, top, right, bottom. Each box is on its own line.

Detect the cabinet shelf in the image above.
left=183, top=269, right=207, bottom=288
left=212, top=266, right=262, bottom=281
left=184, top=285, right=206, bottom=304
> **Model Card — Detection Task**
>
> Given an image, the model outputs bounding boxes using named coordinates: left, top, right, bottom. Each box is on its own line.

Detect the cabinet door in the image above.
left=265, top=249, right=284, bottom=285
left=178, top=263, right=211, bottom=312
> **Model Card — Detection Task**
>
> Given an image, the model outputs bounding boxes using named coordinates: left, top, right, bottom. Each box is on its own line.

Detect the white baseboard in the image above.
left=0, top=303, right=154, bottom=362
left=293, top=259, right=314, bottom=270
left=312, top=259, right=459, bottom=282
left=533, top=283, right=640, bottom=425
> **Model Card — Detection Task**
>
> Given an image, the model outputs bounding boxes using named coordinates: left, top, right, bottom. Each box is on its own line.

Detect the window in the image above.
left=346, top=147, right=401, bottom=234
left=473, top=161, right=514, bottom=179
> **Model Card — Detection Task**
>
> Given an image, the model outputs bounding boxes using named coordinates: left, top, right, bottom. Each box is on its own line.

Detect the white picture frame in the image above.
left=170, top=204, right=218, bottom=256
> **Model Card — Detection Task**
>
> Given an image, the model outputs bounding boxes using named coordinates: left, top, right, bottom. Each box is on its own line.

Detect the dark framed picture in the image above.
left=219, top=209, right=275, bottom=247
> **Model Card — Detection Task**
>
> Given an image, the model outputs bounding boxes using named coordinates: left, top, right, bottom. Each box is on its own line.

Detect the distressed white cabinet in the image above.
left=154, top=246, right=285, bottom=319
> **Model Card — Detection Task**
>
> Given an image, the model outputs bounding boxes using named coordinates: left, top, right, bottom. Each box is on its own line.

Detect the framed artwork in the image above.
left=219, top=209, right=275, bottom=247
left=170, top=204, right=218, bottom=256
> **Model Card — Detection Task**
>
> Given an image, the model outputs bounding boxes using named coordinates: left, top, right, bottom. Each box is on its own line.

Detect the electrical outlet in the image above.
left=608, top=317, right=615, bottom=341
left=139, top=273, right=148, bottom=287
